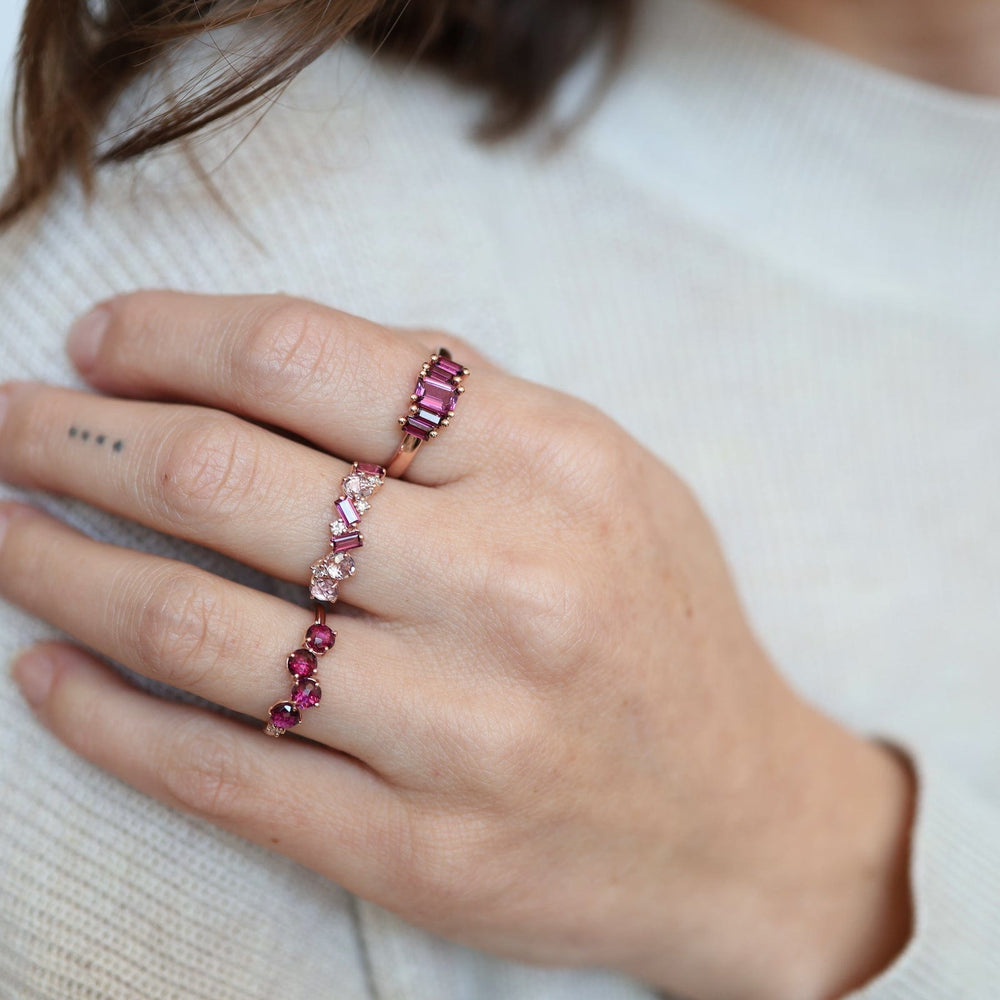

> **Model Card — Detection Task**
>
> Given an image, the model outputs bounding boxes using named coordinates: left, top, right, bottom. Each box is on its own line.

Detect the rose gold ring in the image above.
left=263, top=461, right=387, bottom=737
left=385, top=348, right=469, bottom=479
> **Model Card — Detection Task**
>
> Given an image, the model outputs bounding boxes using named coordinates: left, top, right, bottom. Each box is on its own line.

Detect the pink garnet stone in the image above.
left=291, top=678, right=322, bottom=710
left=415, top=374, right=459, bottom=416
left=355, top=462, right=385, bottom=477
left=287, top=648, right=317, bottom=678
left=269, top=702, right=300, bottom=730
left=431, top=356, right=464, bottom=379
left=305, top=623, right=336, bottom=654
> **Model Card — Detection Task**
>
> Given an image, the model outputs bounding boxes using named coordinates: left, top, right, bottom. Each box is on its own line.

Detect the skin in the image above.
left=730, top=0, right=1000, bottom=96
left=0, top=292, right=913, bottom=1000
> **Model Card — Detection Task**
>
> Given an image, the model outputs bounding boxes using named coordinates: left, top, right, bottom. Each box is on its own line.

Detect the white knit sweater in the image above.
left=1, top=1, right=998, bottom=997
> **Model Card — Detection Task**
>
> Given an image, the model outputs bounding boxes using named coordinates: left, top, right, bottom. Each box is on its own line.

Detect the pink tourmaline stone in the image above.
left=287, top=648, right=317, bottom=678
left=331, top=531, right=363, bottom=553
left=432, top=356, right=464, bottom=378
left=291, top=678, right=322, bottom=709
left=310, top=575, right=339, bottom=603
left=355, top=462, right=385, bottom=477
left=335, top=496, right=361, bottom=525
left=269, top=702, right=300, bottom=730
left=305, top=623, right=336, bottom=654
left=415, top=375, right=459, bottom=415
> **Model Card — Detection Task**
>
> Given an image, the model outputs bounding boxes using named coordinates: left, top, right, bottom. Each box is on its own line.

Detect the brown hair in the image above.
left=1, top=0, right=634, bottom=226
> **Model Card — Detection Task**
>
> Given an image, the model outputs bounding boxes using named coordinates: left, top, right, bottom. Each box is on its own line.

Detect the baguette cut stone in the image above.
left=335, top=497, right=361, bottom=525
left=403, top=414, right=436, bottom=440
left=331, top=531, right=363, bottom=553
left=356, top=462, right=385, bottom=477
left=432, top=356, right=464, bottom=378
left=287, top=648, right=317, bottom=678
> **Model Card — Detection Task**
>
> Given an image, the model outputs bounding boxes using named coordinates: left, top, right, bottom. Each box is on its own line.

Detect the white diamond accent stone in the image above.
left=355, top=498, right=371, bottom=514
left=330, top=519, right=349, bottom=537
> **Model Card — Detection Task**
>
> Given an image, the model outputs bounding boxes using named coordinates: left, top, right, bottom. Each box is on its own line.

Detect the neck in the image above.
left=726, top=0, right=1000, bottom=95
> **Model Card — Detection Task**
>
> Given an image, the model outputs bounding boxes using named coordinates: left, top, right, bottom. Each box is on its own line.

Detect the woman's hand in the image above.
left=0, top=292, right=914, bottom=1000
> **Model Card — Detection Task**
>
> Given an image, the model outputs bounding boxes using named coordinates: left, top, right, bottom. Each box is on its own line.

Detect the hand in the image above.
left=0, top=292, right=914, bottom=1000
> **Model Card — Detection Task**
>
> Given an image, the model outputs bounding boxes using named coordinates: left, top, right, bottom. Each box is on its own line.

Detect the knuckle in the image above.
left=468, top=701, right=550, bottom=795
left=237, top=298, right=344, bottom=403
left=155, top=413, right=257, bottom=523
left=159, top=719, right=250, bottom=820
left=131, top=567, right=221, bottom=690
left=476, top=552, right=596, bottom=670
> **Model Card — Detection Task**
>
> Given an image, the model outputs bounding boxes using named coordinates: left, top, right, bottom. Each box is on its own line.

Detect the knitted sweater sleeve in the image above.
left=844, top=746, right=1000, bottom=999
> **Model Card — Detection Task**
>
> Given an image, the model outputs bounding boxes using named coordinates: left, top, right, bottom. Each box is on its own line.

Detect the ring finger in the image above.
left=0, top=502, right=453, bottom=775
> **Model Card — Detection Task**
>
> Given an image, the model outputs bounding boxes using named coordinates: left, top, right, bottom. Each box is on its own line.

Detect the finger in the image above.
left=68, top=292, right=499, bottom=486
left=0, top=502, right=442, bottom=773
left=10, top=641, right=409, bottom=904
left=0, top=381, right=444, bottom=619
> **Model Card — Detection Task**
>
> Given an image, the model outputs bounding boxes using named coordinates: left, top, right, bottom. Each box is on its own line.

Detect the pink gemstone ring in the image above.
left=385, top=348, right=469, bottom=479
left=264, top=461, right=387, bottom=737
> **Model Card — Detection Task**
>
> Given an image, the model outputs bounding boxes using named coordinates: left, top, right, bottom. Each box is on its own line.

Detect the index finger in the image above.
left=68, top=291, right=491, bottom=485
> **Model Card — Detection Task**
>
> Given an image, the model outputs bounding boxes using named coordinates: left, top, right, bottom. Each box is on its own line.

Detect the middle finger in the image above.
left=0, top=381, right=436, bottom=619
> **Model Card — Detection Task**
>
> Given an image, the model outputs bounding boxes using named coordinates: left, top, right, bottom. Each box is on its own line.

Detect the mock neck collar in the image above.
left=581, top=0, right=1000, bottom=310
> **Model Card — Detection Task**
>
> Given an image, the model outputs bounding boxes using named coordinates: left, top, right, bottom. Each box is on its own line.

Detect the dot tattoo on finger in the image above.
left=67, top=425, right=125, bottom=453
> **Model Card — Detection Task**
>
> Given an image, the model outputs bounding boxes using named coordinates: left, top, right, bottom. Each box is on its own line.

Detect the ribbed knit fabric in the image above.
left=1, top=0, right=999, bottom=997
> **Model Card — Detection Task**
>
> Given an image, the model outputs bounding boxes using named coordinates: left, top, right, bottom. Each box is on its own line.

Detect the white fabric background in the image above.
left=1, top=0, right=999, bottom=997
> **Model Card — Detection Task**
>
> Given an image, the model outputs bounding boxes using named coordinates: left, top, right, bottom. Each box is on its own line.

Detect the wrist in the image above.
left=739, top=700, right=917, bottom=1000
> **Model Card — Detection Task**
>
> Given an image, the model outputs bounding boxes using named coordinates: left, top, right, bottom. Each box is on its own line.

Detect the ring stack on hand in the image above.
left=263, top=348, right=468, bottom=737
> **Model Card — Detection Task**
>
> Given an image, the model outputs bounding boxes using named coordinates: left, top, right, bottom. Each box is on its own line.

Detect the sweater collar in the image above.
left=582, top=0, right=1000, bottom=309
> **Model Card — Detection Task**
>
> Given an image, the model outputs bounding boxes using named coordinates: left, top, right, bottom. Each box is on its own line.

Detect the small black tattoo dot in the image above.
left=80, top=430, right=90, bottom=441
left=69, top=427, right=78, bottom=437
left=96, top=435, right=106, bottom=445
left=112, top=440, right=124, bottom=453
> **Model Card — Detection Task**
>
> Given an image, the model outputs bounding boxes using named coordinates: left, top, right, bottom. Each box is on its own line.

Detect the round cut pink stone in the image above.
left=343, top=472, right=381, bottom=499
left=310, top=573, right=339, bottom=603
left=269, top=702, right=300, bottom=730
left=291, top=678, right=322, bottom=709
left=305, top=623, right=336, bottom=654
left=319, top=552, right=355, bottom=581
left=287, top=648, right=317, bottom=678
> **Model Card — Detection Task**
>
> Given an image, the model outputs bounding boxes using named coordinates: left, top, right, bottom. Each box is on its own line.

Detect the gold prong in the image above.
left=461, top=368, right=470, bottom=376
left=410, top=394, right=418, bottom=402
left=441, top=418, right=450, bottom=427
left=398, top=416, right=406, bottom=426
left=429, top=430, right=438, bottom=438
left=457, top=386, right=466, bottom=394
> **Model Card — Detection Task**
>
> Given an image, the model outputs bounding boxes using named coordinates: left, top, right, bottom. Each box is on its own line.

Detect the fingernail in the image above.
left=67, top=305, right=111, bottom=373
left=12, top=650, right=55, bottom=707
